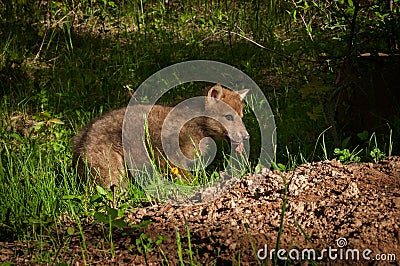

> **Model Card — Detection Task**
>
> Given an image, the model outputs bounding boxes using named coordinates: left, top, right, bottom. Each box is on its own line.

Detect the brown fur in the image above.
left=72, top=84, right=249, bottom=188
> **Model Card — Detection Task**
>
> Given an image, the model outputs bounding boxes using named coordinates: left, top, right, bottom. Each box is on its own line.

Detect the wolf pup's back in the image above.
left=72, top=108, right=127, bottom=188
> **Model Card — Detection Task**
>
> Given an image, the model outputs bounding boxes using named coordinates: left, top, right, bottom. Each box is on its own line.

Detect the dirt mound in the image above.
left=2, top=157, right=400, bottom=265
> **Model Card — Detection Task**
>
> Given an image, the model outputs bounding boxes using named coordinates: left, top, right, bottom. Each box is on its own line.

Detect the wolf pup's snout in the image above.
left=234, top=133, right=250, bottom=155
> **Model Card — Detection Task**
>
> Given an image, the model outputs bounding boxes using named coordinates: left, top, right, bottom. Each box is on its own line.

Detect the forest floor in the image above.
left=1, top=157, right=399, bottom=265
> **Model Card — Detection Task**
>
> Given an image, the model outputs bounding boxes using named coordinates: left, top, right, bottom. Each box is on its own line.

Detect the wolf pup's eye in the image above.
left=225, top=114, right=233, bottom=121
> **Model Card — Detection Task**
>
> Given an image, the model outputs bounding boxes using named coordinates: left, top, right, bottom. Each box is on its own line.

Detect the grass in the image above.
left=1, top=0, right=399, bottom=264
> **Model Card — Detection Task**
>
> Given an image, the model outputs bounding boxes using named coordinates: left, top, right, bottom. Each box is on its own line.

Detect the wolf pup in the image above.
left=72, top=84, right=249, bottom=188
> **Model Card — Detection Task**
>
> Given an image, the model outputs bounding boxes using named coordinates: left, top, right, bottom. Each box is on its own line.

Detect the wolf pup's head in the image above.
left=204, top=84, right=250, bottom=154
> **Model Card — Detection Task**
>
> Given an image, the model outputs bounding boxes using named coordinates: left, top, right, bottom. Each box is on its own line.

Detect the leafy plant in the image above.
left=136, top=232, right=166, bottom=264
left=334, top=148, right=361, bottom=164
left=367, top=132, right=387, bottom=163
left=370, top=147, right=385, bottom=163
left=90, top=186, right=127, bottom=229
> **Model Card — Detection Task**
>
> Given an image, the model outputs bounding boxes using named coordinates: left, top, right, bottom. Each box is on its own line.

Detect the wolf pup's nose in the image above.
left=243, top=134, right=250, bottom=141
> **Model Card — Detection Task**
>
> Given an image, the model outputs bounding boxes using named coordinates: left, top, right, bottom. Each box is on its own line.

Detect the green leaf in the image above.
left=131, top=220, right=152, bottom=229
left=357, top=130, right=369, bottom=141
left=140, top=232, right=148, bottom=239
left=67, top=227, right=75, bottom=235
left=9, top=133, right=23, bottom=142
left=107, top=208, right=118, bottom=220
left=105, top=192, right=114, bottom=202
left=90, top=194, right=103, bottom=203
left=277, top=163, right=286, bottom=171
left=96, top=185, right=107, bottom=195
left=348, top=0, right=354, bottom=7
left=156, top=235, right=166, bottom=245
left=112, top=219, right=126, bottom=229
left=136, top=239, right=143, bottom=253
left=94, top=212, right=108, bottom=224
left=341, top=136, right=351, bottom=149
left=254, top=163, right=263, bottom=174
left=117, top=209, right=125, bottom=217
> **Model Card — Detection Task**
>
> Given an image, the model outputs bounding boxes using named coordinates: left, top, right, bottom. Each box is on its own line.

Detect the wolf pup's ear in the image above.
left=208, top=83, right=223, bottom=100
left=237, top=89, right=250, bottom=100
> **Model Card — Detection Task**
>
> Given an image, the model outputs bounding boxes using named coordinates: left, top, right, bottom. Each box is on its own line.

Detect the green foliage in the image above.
left=370, top=147, right=386, bottom=163
left=136, top=233, right=166, bottom=264
left=90, top=186, right=127, bottom=229
left=334, top=148, right=361, bottom=164
left=333, top=129, right=393, bottom=164
left=367, top=132, right=389, bottom=163
left=137, top=233, right=165, bottom=253
left=286, top=0, right=400, bottom=53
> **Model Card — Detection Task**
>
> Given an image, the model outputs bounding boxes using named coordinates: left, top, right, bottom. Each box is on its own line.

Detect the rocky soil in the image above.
left=1, top=157, right=400, bottom=265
